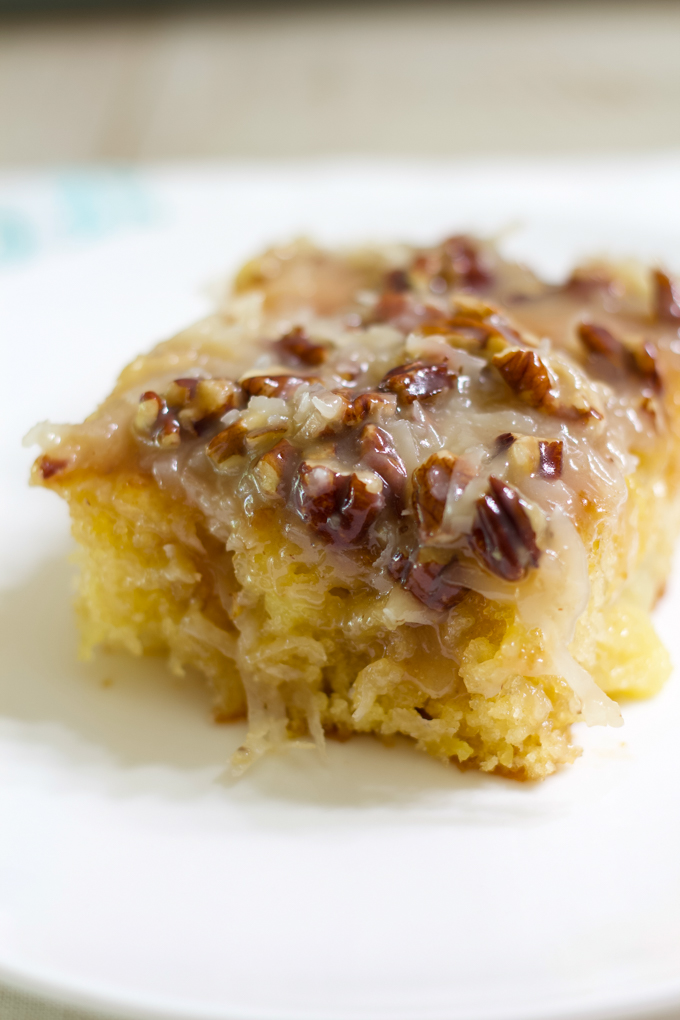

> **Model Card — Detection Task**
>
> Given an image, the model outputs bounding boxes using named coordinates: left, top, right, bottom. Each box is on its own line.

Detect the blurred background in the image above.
left=1, top=0, right=680, bottom=166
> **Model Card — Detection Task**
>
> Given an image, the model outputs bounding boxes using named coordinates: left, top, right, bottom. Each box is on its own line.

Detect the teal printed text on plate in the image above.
left=0, top=169, right=159, bottom=266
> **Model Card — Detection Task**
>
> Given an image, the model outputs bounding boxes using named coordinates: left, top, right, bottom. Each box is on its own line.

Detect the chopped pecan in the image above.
left=564, top=265, right=614, bottom=296
left=507, top=436, right=562, bottom=479
left=134, top=391, right=164, bottom=433
left=253, top=439, right=298, bottom=498
left=176, top=378, right=245, bottom=432
left=134, top=390, right=180, bottom=447
left=470, top=476, right=541, bottom=582
left=420, top=315, right=494, bottom=345
left=244, top=424, right=288, bottom=453
left=241, top=374, right=319, bottom=399
left=359, top=424, right=407, bottom=505
left=412, top=450, right=457, bottom=538
left=495, top=432, right=516, bottom=455
left=389, top=552, right=468, bottom=612
left=345, top=390, right=398, bottom=424
left=39, top=455, right=67, bottom=480
left=538, top=440, right=563, bottom=480
left=206, top=419, right=248, bottom=467
left=372, top=292, right=446, bottom=332
left=293, top=463, right=385, bottom=546
left=273, top=326, right=330, bottom=367
left=384, top=268, right=411, bottom=292
left=652, top=269, right=680, bottom=321
left=578, top=322, right=631, bottom=367
left=507, top=436, right=540, bottom=475
left=166, top=377, right=201, bottom=403
left=492, top=349, right=553, bottom=410
left=377, top=360, right=456, bottom=404
left=442, top=235, right=493, bottom=290
left=578, top=322, right=661, bottom=389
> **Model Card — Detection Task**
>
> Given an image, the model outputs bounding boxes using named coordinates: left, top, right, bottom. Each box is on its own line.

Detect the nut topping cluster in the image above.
left=120, top=240, right=680, bottom=614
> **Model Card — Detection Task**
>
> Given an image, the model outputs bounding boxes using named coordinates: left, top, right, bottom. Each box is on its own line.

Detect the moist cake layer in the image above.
left=28, top=236, right=680, bottom=778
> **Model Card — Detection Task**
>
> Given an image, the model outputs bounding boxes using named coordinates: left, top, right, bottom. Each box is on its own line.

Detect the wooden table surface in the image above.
left=1, top=0, right=680, bottom=165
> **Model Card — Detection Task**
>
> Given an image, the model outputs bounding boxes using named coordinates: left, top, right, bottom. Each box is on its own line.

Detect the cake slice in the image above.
left=27, top=235, right=680, bottom=779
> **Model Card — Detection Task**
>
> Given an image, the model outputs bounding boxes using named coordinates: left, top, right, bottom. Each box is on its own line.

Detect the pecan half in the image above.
left=377, top=360, right=456, bottom=404
left=538, top=440, right=563, bottom=480
left=412, top=450, right=457, bottom=538
left=253, top=439, right=298, bottom=498
left=206, top=419, right=248, bottom=467
left=390, top=552, right=468, bottom=613
left=241, top=374, right=320, bottom=399
left=273, top=326, right=330, bottom=367
left=359, top=423, right=407, bottom=505
left=293, top=463, right=385, bottom=546
left=652, top=269, right=680, bottom=322
left=470, top=476, right=540, bottom=582
left=492, top=349, right=553, bottom=410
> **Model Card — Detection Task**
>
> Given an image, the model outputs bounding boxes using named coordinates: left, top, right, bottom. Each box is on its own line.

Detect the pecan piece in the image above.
left=166, top=377, right=201, bottom=404
left=538, top=440, right=563, bottom=480
left=389, top=552, right=468, bottom=613
left=652, top=269, right=680, bottom=321
left=412, top=450, right=457, bottom=538
left=377, top=360, right=456, bottom=404
left=241, top=374, right=319, bottom=399
left=384, top=268, right=411, bottom=292
left=273, top=326, right=330, bottom=367
left=372, top=292, right=446, bottom=332
left=39, top=455, right=67, bottom=480
left=176, top=378, right=245, bottom=432
left=134, top=390, right=180, bottom=447
left=507, top=435, right=562, bottom=480
left=244, top=424, right=289, bottom=453
left=206, top=419, right=248, bottom=468
left=344, top=390, right=398, bottom=425
left=359, top=423, right=407, bottom=505
left=134, top=391, right=164, bottom=433
left=492, top=349, right=553, bottom=410
left=495, top=432, right=516, bottom=455
left=578, top=322, right=661, bottom=389
left=470, top=476, right=540, bottom=582
left=293, top=463, right=385, bottom=546
left=442, top=235, right=493, bottom=290
left=577, top=322, right=625, bottom=364
left=253, top=439, right=298, bottom=498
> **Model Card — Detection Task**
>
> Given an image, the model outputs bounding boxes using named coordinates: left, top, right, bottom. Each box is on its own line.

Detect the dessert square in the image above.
left=29, top=235, right=680, bottom=778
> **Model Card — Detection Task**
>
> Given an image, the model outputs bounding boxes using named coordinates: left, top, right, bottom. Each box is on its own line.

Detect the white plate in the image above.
left=2, top=159, right=680, bottom=1020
